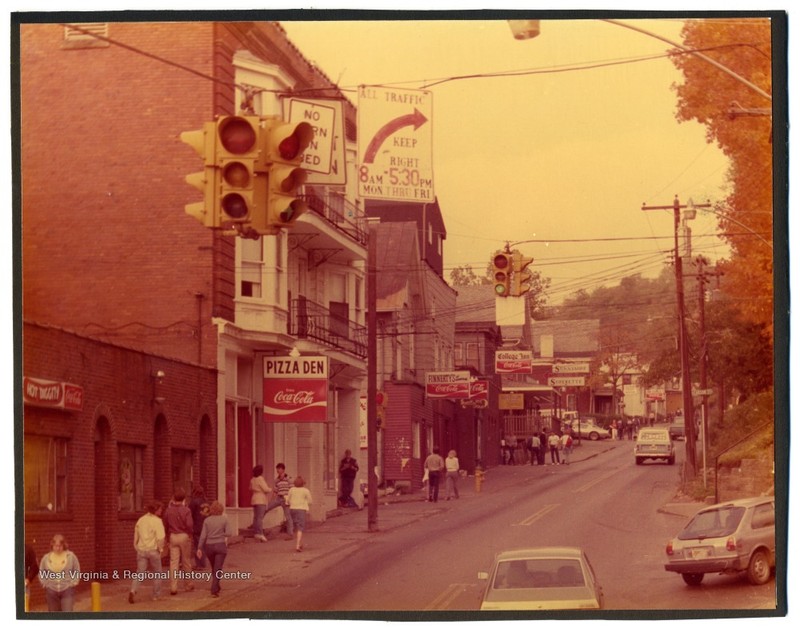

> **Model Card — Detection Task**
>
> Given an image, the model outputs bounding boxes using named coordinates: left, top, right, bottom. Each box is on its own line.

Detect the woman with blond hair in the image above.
left=444, top=450, right=460, bottom=500
left=38, top=534, right=81, bottom=611
left=197, top=501, right=234, bottom=598
left=287, top=476, right=312, bottom=552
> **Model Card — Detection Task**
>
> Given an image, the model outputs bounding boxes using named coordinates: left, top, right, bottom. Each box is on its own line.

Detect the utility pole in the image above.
left=642, top=196, right=711, bottom=478
left=367, top=218, right=379, bottom=532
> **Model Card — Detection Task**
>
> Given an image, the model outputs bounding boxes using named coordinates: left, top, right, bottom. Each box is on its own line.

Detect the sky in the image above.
left=280, top=16, right=738, bottom=305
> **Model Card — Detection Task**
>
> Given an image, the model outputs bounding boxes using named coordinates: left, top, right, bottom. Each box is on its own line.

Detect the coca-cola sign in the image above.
left=263, top=356, right=328, bottom=422
left=495, top=350, right=533, bottom=374
left=23, top=377, right=83, bottom=411
left=470, top=378, right=489, bottom=401
left=425, top=371, right=470, bottom=399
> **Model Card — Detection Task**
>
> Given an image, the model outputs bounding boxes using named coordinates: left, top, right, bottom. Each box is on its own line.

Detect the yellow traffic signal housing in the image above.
left=511, top=252, right=534, bottom=296
left=215, top=115, right=262, bottom=228
left=261, top=120, right=314, bottom=230
left=180, top=122, right=219, bottom=228
left=492, top=251, right=513, bottom=297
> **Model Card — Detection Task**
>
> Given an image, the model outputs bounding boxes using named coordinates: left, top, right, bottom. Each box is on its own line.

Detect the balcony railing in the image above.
left=301, top=188, right=369, bottom=246
left=288, top=297, right=367, bottom=359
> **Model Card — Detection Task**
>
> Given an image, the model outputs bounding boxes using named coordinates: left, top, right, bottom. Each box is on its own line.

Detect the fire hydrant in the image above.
left=474, top=466, right=485, bottom=493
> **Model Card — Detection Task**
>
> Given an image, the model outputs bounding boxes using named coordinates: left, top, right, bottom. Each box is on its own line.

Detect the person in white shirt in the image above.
left=287, top=476, right=313, bottom=552
left=444, top=450, right=460, bottom=500
left=547, top=432, right=562, bottom=465
left=129, top=501, right=166, bottom=604
left=560, top=430, right=574, bottom=465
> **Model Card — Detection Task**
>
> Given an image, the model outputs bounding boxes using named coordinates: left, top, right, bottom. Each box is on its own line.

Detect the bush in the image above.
left=710, top=390, right=774, bottom=468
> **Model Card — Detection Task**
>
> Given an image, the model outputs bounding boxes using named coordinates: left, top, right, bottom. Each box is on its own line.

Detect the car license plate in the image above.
left=688, top=548, right=710, bottom=559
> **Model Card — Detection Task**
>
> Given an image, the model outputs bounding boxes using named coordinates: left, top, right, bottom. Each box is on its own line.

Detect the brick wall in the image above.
left=22, top=323, right=216, bottom=600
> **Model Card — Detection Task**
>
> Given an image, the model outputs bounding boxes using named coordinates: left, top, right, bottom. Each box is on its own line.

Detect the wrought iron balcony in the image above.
left=301, top=188, right=368, bottom=246
left=289, top=297, right=367, bottom=359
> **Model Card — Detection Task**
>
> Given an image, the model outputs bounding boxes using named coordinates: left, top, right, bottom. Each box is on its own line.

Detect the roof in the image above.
left=455, top=285, right=496, bottom=323
left=375, top=222, right=420, bottom=308
left=494, top=547, right=584, bottom=561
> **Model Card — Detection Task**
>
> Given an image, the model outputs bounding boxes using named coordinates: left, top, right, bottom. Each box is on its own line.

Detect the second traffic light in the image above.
left=492, top=251, right=512, bottom=296
left=259, top=119, right=314, bottom=232
left=511, top=252, right=534, bottom=296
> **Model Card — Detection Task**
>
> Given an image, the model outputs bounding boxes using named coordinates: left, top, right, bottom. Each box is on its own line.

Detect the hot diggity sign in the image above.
left=263, top=356, right=328, bottom=422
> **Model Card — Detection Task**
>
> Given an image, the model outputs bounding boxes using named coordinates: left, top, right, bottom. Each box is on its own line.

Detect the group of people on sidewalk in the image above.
left=422, top=448, right=461, bottom=503
left=250, top=463, right=312, bottom=553
left=502, top=430, right=575, bottom=466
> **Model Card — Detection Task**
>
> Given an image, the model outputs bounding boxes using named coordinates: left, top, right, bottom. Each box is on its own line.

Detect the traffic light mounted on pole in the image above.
left=260, top=119, right=314, bottom=232
left=181, top=114, right=313, bottom=237
left=492, top=251, right=512, bottom=297
left=511, top=252, right=534, bottom=296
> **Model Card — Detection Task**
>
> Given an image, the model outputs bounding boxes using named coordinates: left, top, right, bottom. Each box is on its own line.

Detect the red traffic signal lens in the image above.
left=221, top=193, right=249, bottom=219
left=222, top=162, right=250, bottom=187
left=277, top=122, right=314, bottom=160
left=219, top=117, right=257, bottom=155
left=493, top=254, right=510, bottom=269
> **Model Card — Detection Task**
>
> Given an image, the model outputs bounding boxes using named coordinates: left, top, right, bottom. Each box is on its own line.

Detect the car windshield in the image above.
left=492, top=558, right=586, bottom=590
left=678, top=506, right=746, bottom=540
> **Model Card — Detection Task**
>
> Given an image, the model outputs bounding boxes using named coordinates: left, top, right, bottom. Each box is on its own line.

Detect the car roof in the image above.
left=639, top=427, right=669, bottom=434
left=698, top=497, right=774, bottom=512
left=494, top=547, right=584, bottom=561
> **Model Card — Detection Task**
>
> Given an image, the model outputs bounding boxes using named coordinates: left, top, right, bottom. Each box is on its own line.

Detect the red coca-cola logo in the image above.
left=274, top=390, right=316, bottom=406
left=431, top=383, right=465, bottom=393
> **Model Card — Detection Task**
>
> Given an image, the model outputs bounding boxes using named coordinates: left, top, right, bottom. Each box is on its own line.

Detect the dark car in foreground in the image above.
left=478, top=547, right=604, bottom=610
left=665, top=497, right=775, bottom=586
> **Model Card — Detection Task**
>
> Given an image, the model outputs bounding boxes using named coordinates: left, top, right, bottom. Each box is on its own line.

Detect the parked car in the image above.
left=634, top=427, right=675, bottom=465
left=563, top=420, right=610, bottom=441
left=668, top=419, right=685, bottom=440
left=664, top=497, right=775, bottom=586
left=478, top=547, right=604, bottom=610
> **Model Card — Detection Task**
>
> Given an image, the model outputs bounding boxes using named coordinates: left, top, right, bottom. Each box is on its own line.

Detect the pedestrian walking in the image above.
left=197, top=501, right=234, bottom=598
left=338, top=450, right=359, bottom=508
left=129, top=500, right=166, bottom=604
left=38, top=534, right=80, bottom=612
left=265, top=463, right=294, bottom=539
left=560, top=430, right=574, bottom=465
left=287, top=476, right=313, bottom=552
left=249, top=465, right=271, bottom=542
left=163, top=488, right=195, bottom=595
left=547, top=432, right=561, bottom=465
left=538, top=431, right=547, bottom=465
left=529, top=434, right=541, bottom=465
left=424, top=447, right=445, bottom=502
left=188, top=486, right=209, bottom=569
left=444, top=450, right=460, bottom=500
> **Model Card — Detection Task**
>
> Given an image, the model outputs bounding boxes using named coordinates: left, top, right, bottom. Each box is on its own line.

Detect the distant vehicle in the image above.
left=563, top=420, right=610, bottom=441
left=634, top=428, right=675, bottom=465
left=668, top=419, right=685, bottom=440
left=478, top=547, right=604, bottom=610
left=664, top=497, right=775, bottom=586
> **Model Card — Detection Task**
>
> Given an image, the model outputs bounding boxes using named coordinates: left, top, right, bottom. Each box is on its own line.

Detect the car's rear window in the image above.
left=492, top=558, right=586, bottom=589
left=678, top=506, right=745, bottom=540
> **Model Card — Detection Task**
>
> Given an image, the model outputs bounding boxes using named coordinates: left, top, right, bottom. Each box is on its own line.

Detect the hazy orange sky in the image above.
left=281, top=16, right=738, bottom=303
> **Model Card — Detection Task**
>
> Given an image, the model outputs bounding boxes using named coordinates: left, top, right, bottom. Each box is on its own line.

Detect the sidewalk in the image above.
left=27, top=438, right=703, bottom=614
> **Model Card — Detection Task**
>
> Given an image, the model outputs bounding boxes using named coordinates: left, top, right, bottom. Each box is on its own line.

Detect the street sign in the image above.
left=285, top=97, right=347, bottom=184
left=357, top=86, right=433, bottom=201
left=552, top=363, right=590, bottom=374
left=547, top=376, right=586, bottom=387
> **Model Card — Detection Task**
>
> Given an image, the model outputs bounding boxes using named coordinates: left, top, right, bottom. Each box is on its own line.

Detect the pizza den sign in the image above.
left=263, top=356, right=328, bottom=422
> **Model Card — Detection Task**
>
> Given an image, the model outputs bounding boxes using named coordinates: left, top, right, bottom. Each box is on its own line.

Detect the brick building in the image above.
left=19, top=19, right=367, bottom=596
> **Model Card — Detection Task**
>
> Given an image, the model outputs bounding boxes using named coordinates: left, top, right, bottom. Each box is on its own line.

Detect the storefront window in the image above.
left=118, top=444, right=144, bottom=512
left=24, top=435, right=68, bottom=513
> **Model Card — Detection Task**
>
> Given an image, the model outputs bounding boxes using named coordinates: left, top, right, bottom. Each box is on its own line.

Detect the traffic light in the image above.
left=215, top=115, right=264, bottom=229
left=180, top=121, right=218, bottom=228
left=492, top=251, right=512, bottom=297
left=261, top=119, right=314, bottom=231
left=511, top=252, right=534, bottom=296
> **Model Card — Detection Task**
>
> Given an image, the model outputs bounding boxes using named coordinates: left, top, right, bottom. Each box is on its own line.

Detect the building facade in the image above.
left=20, top=20, right=367, bottom=582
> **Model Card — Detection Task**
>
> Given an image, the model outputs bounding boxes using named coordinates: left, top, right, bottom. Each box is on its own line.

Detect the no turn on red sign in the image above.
left=357, top=86, right=434, bottom=202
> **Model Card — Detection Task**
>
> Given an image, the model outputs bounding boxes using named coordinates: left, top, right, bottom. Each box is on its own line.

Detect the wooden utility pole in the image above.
left=641, top=196, right=711, bottom=478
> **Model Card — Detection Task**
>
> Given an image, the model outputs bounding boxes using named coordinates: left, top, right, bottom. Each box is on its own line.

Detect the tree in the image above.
left=448, top=264, right=488, bottom=287
left=671, top=18, right=774, bottom=340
